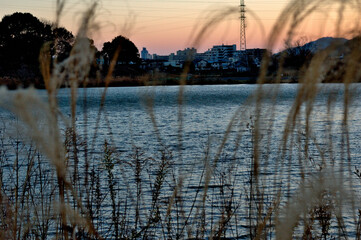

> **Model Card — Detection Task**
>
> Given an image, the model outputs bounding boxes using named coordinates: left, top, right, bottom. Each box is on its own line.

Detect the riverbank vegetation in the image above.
left=1, top=0, right=361, bottom=239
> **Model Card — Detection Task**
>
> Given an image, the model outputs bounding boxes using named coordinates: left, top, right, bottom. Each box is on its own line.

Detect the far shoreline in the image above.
left=0, top=74, right=302, bottom=90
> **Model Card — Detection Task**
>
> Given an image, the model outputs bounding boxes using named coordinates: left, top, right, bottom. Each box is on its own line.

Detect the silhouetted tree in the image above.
left=0, top=12, right=53, bottom=78
left=101, top=35, right=139, bottom=64
left=53, top=27, right=74, bottom=62
left=0, top=12, right=76, bottom=83
left=282, top=39, right=313, bottom=70
left=101, top=35, right=140, bottom=76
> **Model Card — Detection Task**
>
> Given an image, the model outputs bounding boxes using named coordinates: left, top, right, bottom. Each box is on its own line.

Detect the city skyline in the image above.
left=1, top=0, right=358, bottom=55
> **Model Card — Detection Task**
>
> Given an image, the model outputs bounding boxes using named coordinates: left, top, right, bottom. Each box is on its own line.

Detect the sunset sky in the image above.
left=1, top=0, right=359, bottom=55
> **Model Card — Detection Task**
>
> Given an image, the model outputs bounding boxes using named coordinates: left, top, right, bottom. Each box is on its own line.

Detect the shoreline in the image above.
left=0, top=75, right=301, bottom=90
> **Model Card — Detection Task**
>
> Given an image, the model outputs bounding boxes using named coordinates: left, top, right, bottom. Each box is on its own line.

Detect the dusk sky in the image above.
left=1, top=0, right=359, bottom=55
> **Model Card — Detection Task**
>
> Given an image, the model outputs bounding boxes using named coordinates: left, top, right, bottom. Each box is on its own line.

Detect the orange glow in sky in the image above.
left=1, top=0, right=360, bottom=55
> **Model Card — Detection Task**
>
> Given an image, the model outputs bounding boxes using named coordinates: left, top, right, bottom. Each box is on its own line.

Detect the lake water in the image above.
left=1, top=84, right=361, bottom=238
left=54, top=84, right=351, bottom=159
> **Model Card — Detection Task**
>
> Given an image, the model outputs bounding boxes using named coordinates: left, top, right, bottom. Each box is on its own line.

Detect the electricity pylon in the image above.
left=240, top=0, right=247, bottom=51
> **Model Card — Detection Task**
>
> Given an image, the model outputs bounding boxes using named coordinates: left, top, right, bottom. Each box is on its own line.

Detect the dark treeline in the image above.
left=0, top=13, right=76, bottom=81
left=0, top=12, right=141, bottom=88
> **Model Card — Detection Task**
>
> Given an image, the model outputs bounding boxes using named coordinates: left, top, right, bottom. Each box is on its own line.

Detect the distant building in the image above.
left=245, top=48, right=267, bottom=62
left=234, top=60, right=249, bottom=72
left=152, top=54, right=169, bottom=61
left=144, top=44, right=266, bottom=72
left=141, top=47, right=152, bottom=59
left=176, top=48, right=197, bottom=61
left=169, top=53, right=176, bottom=61
left=229, top=48, right=268, bottom=69
left=204, top=44, right=237, bottom=63
left=195, top=59, right=210, bottom=71
left=195, top=52, right=206, bottom=60
left=164, top=60, right=183, bottom=68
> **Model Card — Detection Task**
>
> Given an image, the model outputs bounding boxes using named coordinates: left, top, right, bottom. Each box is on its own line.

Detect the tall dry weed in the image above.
left=1, top=0, right=361, bottom=239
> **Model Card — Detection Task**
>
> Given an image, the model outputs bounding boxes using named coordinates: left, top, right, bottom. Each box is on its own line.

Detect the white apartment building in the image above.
left=204, top=44, right=237, bottom=63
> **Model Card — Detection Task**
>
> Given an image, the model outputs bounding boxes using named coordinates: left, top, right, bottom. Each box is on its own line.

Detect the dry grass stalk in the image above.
left=1, top=0, right=361, bottom=239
